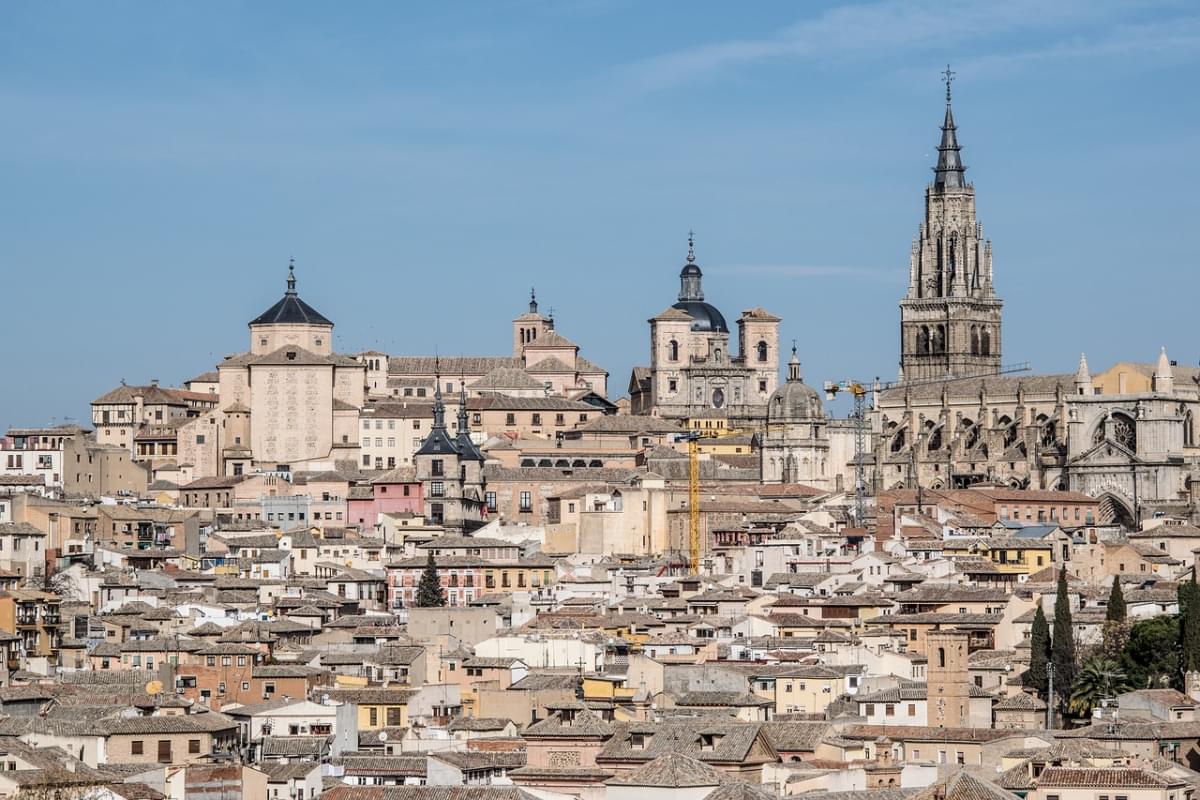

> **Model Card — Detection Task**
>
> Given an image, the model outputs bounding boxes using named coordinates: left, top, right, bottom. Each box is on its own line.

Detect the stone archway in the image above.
left=1097, top=493, right=1135, bottom=529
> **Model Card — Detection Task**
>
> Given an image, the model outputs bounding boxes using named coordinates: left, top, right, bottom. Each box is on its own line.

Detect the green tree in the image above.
left=1026, top=604, right=1051, bottom=697
left=415, top=551, right=445, bottom=607
left=1106, top=578, right=1127, bottom=622
left=1179, top=575, right=1200, bottom=677
left=1068, top=656, right=1132, bottom=716
left=1121, top=613, right=1179, bottom=689
left=1103, top=578, right=1129, bottom=658
left=1051, top=567, right=1077, bottom=715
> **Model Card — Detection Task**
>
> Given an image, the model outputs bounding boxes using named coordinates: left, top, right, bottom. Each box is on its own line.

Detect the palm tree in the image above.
left=1069, top=656, right=1132, bottom=716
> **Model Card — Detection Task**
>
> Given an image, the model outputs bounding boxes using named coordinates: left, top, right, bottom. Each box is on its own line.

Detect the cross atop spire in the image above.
left=286, top=257, right=297, bottom=294
left=529, top=287, right=538, bottom=314
left=687, top=230, right=696, bottom=264
left=941, top=64, right=956, bottom=104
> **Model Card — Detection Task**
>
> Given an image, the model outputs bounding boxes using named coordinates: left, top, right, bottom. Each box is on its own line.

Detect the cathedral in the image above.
left=898, top=70, right=1003, bottom=382
left=629, top=235, right=781, bottom=423
left=873, top=75, right=1200, bottom=526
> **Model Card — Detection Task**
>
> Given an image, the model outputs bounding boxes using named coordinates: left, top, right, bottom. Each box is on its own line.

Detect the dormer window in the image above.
left=630, top=732, right=646, bottom=750
left=286, top=351, right=297, bottom=361
left=700, top=733, right=722, bottom=751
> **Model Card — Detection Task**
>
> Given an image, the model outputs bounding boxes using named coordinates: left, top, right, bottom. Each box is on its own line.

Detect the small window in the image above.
left=188, top=739, right=201, bottom=754
left=132, top=740, right=144, bottom=755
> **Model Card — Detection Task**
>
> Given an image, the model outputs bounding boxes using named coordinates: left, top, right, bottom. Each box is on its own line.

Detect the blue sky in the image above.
left=3, top=1, right=1199, bottom=426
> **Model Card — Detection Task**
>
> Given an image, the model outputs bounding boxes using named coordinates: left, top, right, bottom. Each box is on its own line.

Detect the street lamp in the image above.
left=1046, top=662, right=1055, bottom=730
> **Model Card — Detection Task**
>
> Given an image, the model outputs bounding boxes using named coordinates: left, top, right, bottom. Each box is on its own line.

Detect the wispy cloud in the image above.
left=620, top=0, right=1185, bottom=91
left=953, top=16, right=1200, bottom=81
left=708, top=264, right=897, bottom=280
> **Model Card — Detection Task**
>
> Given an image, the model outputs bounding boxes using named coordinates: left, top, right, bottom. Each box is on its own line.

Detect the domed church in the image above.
left=628, top=235, right=781, bottom=422
left=760, top=346, right=833, bottom=489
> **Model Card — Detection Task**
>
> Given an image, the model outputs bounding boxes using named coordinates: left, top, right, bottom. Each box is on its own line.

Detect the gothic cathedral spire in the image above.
left=899, top=66, right=1004, bottom=381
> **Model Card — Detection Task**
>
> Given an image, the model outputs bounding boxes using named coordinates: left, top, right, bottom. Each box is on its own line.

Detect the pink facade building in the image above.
left=348, top=467, right=424, bottom=528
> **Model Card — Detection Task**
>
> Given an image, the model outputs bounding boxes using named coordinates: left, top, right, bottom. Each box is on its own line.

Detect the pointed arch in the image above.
left=980, top=328, right=991, bottom=356
left=1097, top=493, right=1135, bottom=529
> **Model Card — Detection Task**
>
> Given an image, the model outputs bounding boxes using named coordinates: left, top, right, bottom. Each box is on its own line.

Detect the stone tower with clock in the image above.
left=899, top=69, right=1003, bottom=382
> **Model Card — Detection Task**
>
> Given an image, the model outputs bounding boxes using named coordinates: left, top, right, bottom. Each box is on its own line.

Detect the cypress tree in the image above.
left=416, top=551, right=446, bottom=608
left=1179, top=574, right=1200, bottom=677
left=1051, top=566, right=1077, bottom=714
left=1027, top=604, right=1051, bottom=697
left=1103, top=578, right=1129, bottom=658
left=1106, top=578, right=1127, bottom=622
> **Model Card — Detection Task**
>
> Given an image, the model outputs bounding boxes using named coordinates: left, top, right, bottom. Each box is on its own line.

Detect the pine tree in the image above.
left=416, top=552, right=445, bottom=608
left=1103, top=578, right=1130, bottom=658
left=1051, top=567, right=1077, bottom=715
left=1027, top=604, right=1051, bottom=697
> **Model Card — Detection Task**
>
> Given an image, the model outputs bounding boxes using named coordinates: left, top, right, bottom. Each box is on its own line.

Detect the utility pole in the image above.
left=1046, top=661, right=1055, bottom=730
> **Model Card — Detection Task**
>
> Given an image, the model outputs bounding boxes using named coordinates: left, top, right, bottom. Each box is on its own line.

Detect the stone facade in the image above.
left=215, top=264, right=365, bottom=475
left=873, top=350, right=1200, bottom=527
left=898, top=83, right=1002, bottom=381
left=629, top=236, right=780, bottom=422
left=760, top=348, right=833, bottom=489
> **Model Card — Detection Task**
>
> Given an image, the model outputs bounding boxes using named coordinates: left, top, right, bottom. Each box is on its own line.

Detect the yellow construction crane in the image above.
left=674, top=427, right=756, bottom=572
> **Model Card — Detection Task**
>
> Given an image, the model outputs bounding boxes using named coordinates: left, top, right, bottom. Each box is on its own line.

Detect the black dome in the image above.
left=249, top=294, right=333, bottom=327
left=249, top=265, right=333, bottom=327
left=672, top=300, right=728, bottom=333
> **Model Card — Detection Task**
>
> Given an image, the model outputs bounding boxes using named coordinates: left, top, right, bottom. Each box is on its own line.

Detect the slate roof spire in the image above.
left=454, top=372, right=485, bottom=462
left=432, top=357, right=446, bottom=429
left=248, top=258, right=333, bottom=327
left=933, top=65, right=967, bottom=190
left=678, top=230, right=704, bottom=302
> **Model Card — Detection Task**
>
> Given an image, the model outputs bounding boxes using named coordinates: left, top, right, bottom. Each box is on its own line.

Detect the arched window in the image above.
left=937, top=647, right=946, bottom=668
left=970, top=326, right=979, bottom=356
left=935, top=325, right=946, bottom=354
left=981, top=328, right=991, bottom=356
left=756, top=341, right=769, bottom=362
left=918, top=327, right=930, bottom=355
left=668, top=340, right=679, bottom=361
left=1186, top=411, right=1195, bottom=447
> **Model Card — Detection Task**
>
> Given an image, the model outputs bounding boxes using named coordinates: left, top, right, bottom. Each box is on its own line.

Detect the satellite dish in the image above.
left=378, top=731, right=388, bottom=742
left=145, top=680, right=163, bottom=695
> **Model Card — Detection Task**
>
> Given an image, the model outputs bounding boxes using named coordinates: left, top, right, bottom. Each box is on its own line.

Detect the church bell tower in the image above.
left=899, top=67, right=1003, bottom=381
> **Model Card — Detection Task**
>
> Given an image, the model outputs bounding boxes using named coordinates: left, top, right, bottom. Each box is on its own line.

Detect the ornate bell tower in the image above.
left=899, top=67, right=1003, bottom=381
